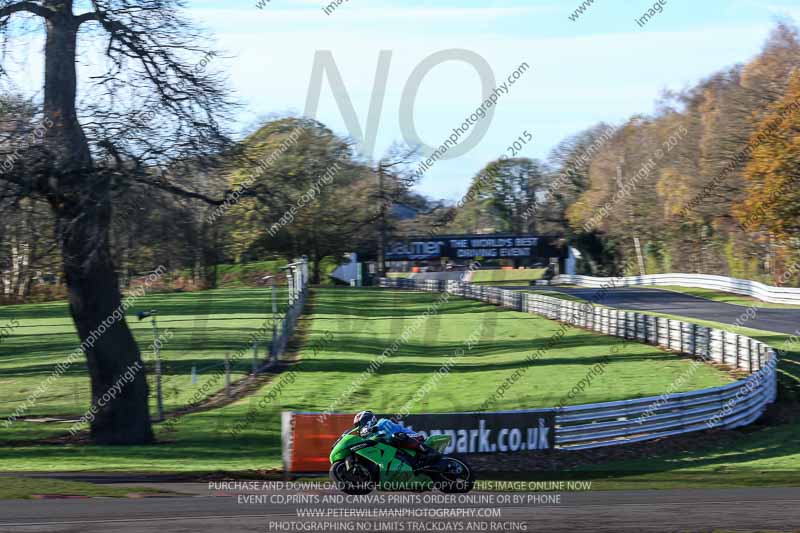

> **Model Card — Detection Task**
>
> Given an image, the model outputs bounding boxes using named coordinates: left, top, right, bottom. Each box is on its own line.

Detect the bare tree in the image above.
left=0, top=0, right=233, bottom=444
left=373, top=144, right=419, bottom=276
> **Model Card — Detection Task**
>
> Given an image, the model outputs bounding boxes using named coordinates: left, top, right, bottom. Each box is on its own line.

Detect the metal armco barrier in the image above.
left=379, top=277, right=779, bottom=451
left=551, top=272, right=800, bottom=305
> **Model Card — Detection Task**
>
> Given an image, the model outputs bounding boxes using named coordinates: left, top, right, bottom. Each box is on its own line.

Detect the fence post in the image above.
left=735, top=335, right=741, bottom=369
left=146, top=315, right=165, bottom=422
left=664, top=318, right=669, bottom=349
left=656, top=317, right=661, bottom=347
left=224, top=354, right=231, bottom=398
left=154, top=349, right=164, bottom=423
left=287, top=269, right=295, bottom=306
left=748, top=338, right=753, bottom=373
left=271, top=279, right=279, bottom=359
left=622, top=312, right=628, bottom=339
left=611, top=308, right=615, bottom=335
left=692, top=323, right=698, bottom=356
left=721, top=331, right=727, bottom=365
left=769, top=349, right=778, bottom=402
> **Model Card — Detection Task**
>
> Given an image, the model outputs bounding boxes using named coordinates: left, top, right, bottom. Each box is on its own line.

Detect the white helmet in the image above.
left=353, top=410, right=376, bottom=429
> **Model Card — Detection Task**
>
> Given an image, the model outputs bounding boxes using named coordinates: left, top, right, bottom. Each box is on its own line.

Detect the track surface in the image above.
left=406, top=272, right=800, bottom=334
left=516, top=286, right=800, bottom=335
left=1, top=486, right=799, bottom=533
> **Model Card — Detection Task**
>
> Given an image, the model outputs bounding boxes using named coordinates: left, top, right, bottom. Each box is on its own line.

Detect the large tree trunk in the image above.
left=56, top=197, right=154, bottom=444
left=44, top=2, right=153, bottom=444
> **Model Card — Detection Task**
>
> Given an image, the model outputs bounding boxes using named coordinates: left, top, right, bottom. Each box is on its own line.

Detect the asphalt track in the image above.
left=406, top=272, right=800, bottom=334
left=1, top=484, right=800, bottom=533
left=518, top=285, right=800, bottom=335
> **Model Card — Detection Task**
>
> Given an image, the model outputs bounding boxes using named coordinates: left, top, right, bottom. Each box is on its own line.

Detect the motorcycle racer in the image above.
left=353, top=410, right=441, bottom=467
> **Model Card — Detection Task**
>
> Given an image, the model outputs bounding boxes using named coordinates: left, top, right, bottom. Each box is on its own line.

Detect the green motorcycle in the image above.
left=329, top=426, right=475, bottom=495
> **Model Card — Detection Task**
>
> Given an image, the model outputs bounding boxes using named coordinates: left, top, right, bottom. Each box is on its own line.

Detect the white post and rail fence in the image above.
left=281, top=276, right=780, bottom=473
left=379, top=277, right=779, bottom=451
left=545, top=272, right=800, bottom=305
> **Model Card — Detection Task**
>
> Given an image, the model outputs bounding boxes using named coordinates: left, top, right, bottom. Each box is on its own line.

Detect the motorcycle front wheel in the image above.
left=329, top=459, right=377, bottom=495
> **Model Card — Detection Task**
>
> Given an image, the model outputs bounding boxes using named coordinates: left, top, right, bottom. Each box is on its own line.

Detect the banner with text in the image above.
left=385, top=234, right=564, bottom=261
left=282, top=410, right=556, bottom=473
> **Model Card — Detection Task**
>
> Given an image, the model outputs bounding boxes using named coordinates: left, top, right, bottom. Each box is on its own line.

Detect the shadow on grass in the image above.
left=297, top=332, right=653, bottom=358
left=291, top=352, right=692, bottom=376
left=0, top=288, right=278, bottom=322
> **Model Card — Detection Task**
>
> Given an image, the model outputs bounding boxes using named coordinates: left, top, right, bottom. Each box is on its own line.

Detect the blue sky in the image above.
left=7, top=0, right=800, bottom=201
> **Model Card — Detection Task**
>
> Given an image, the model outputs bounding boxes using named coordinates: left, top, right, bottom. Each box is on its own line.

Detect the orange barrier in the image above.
left=282, top=413, right=353, bottom=473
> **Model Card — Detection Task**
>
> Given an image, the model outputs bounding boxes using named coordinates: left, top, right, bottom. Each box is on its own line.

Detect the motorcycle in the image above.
left=329, top=426, right=475, bottom=495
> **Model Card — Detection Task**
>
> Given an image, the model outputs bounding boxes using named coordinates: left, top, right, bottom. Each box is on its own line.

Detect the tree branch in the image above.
left=131, top=175, right=231, bottom=206
left=0, top=1, right=54, bottom=20
left=74, top=10, right=99, bottom=26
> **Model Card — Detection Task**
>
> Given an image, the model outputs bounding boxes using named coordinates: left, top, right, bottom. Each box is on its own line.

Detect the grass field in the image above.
left=0, top=287, right=285, bottom=441
left=213, top=258, right=339, bottom=287
left=214, top=260, right=289, bottom=287
left=0, top=287, right=732, bottom=473
left=526, top=289, right=800, bottom=487
left=533, top=290, right=800, bottom=397
left=470, top=269, right=546, bottom=284
left=386, top=269, right=546, bottom=285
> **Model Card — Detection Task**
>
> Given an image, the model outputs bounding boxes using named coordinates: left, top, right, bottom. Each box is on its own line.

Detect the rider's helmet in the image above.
left=354, top=410, right=376, bottom=430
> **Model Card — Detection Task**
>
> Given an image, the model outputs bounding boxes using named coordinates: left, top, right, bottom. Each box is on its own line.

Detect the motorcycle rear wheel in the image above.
left=435, top=456, right=475, bottom=494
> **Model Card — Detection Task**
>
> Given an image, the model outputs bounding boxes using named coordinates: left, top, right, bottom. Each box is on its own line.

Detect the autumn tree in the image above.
left=449, top=157, right=546, bottom=234
left=537, top=124, right=612, bottom=233
left=737, top=70, right=800, bottom=277
left=225, top=118, right=372, bottom=283
left=551, top=22, right=800, bottom=278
